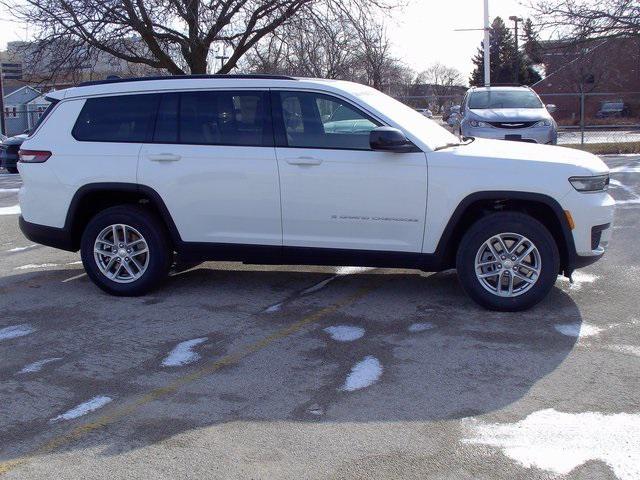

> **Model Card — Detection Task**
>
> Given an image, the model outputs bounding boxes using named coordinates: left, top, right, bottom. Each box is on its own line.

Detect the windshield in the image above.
left=469, top=90, right=543, bottom=109
left=353, top=86, right=458, bottom=150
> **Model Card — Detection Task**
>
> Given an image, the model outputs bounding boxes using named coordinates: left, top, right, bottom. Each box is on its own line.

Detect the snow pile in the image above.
left=340, top=356, right=383, bottom=391
left=554, top=323, right=602, bottom=338
left=162, top=337, right=207, bottom=367
left=0, top=324, right=35, bottom=341
left=323, top=325, right=365, bottom=342
left=50, top=396, right=113, bottom=422
left=463, top=409, right=640, bottom=480
left=18, top=357, right=63, bottom=374
left=408, top=322, right=435, bottom=333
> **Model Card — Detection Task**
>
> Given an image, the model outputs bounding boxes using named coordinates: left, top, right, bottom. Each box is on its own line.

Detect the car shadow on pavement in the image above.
left=0, top=266, right=581, bottom=461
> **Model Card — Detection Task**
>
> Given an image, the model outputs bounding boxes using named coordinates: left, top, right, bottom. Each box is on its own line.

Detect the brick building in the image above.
left=532, top=37, right=640, bottom=123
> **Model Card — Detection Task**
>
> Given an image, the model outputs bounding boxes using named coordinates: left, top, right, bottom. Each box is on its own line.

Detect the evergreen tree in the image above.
left=470, top=17, right=542, bottom=87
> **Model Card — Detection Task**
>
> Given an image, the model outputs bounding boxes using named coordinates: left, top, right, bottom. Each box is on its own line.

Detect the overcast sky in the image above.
left=0, top=0, right=533, bottom=83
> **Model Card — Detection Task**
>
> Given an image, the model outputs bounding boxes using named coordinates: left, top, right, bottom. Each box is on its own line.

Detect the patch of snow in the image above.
left=323, top=325, right=365, bottom=342
left=607, top=344, right=640, bottom=357
left=6, top=244, right=36, bottom=253
left=554, top=323, right=603, bottom=338
left=335, top=266, right=374, bottom=275
left=263, top=302, right=283, bottom=313
left=0, top=188, right=19, bottom=193
left=610, top=164, right=640, bottom=173
left=50, top=396, right=113, bottom=422
left=18, top=357, right=63, bottom=373
left=14, top=263, right=59, bottom=270
left=408, top=322, right=435, bottom=333
left=162, top=337, right=207, bottom=367
left=0, top=205, right=20, bottom=215
left=301, top=276, right=337, bottom=295
left=66, top=260, right=83, bottom=266
left=0, top=324, right=35, bottom=341
left=340, top=356, right=383, bottom=392
left=462, top=409, right=640, bottom=480
left=558, top=271, right=598, bottom=290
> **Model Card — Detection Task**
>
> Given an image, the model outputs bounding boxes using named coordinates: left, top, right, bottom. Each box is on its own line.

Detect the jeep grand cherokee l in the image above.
left=17, top=75, right=614, bottom=311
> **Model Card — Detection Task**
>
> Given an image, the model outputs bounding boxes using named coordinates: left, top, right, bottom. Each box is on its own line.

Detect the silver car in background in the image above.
left=459, top=86, right=558, bottom=144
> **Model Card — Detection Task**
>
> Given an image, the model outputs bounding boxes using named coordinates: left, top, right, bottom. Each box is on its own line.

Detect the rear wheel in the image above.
left=456, top=212, right=559, bottom=311
left=81, top=206, right=172, bottom=296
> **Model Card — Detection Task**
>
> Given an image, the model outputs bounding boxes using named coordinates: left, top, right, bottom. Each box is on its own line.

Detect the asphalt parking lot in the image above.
left=1, top=155, right=639, bottom=480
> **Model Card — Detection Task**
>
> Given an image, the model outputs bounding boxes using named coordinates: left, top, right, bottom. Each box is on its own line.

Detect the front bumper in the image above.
left=461, top=124, right=557, bottom=144
left=562, top=189, right=615, bottom=270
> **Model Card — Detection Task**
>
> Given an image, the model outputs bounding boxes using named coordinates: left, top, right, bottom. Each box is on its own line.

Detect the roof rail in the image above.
left=78, top=74, right=297, bottom=87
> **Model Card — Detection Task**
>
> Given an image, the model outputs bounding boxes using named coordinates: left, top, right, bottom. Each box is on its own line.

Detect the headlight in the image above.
left=533, top=120, right=552, bottom=127
left=469, top=120, right=489, bottom=127
left=569, top=174, right=609, bottom=192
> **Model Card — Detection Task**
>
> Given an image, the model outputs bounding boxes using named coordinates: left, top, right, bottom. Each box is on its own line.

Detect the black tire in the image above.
left=80, top=205, right=172, bottom=296
left=6, top=167, right=18, bottom=174
left=456, top=212, right=560, bottom=311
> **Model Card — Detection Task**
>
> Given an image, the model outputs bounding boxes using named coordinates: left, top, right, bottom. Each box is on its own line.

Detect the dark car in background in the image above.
left=0, top=134, right=27, bottom=174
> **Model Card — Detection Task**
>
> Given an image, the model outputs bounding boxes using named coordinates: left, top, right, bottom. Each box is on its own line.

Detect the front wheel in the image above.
left=456, top=212, right=560, bottom=311
left=81, top=206, right=172, bottom=296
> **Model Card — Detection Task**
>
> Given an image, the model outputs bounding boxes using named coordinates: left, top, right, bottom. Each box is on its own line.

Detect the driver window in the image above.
left=277, top=91, right=380, bottom=150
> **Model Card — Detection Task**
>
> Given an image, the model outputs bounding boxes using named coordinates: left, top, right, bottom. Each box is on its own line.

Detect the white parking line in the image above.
left=62, top=272, right=87, bottom=283
left=0, top=205, right=20, bottom=215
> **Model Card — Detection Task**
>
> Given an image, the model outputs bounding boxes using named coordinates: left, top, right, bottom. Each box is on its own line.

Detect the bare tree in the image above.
left=415, top=63, right=464, bottom=112
left=533, top=0, right=640, bottom=39
left=244, top=1, right=406, bottom=92
left=3, top=0, right=323, bottom=79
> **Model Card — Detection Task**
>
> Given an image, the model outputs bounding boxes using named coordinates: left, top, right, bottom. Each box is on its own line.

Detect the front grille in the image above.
left=488, top=121, right=537, bottom=129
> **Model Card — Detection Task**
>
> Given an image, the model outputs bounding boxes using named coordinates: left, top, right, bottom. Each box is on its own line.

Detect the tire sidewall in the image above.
left=456, top=213, right=560, bottom=311
left=81, top=206, right=171, bottom=296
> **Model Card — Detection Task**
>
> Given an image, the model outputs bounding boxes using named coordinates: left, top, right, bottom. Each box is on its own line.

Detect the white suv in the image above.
left=17, top=75, right=614, bottom=311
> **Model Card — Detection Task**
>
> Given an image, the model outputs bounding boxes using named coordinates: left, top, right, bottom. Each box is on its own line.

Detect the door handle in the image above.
left=285, top=156, right=323, bottom=166
left=147, top=153, right=181, bottom=162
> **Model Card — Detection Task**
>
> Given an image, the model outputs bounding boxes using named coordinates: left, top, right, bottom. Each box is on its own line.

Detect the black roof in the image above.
left=78, top=74, right=297, bottom=87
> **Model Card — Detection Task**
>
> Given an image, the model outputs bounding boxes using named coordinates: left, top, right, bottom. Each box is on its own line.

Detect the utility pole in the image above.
left=483, top=0, right=491, bottom=87
left=0, top=63, right=5, bottom=136
left=509, top=16, right=523, bottom=85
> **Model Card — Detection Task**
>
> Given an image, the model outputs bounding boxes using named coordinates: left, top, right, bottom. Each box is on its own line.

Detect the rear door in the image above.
left=138, top=90, right=282, bottom=245
left=273, top=90, right=427, bottom=253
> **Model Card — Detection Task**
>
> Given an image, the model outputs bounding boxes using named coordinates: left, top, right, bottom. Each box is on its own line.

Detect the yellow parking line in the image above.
left=0, top=282, right=378, bottom=476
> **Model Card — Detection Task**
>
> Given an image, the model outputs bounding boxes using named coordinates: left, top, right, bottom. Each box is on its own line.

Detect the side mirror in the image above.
left=369, top=127, right=415, bottom=152
left=546, top=104, right=557, bottom=113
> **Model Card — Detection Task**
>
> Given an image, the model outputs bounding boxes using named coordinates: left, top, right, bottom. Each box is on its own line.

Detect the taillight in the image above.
left=19, top=150, right=52, bottom=163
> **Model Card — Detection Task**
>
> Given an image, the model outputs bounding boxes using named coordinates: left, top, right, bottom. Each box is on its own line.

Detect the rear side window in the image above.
left=30, top=99, right=59, bottom=134
left=153, top=90, right=271, bottom=147
left=73, top=94, right=159, bottom=142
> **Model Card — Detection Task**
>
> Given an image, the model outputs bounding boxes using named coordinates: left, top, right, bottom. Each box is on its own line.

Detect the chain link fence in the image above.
left=395, top=91, right=640, bottom=154
left=2, top=105, right=50, bottom=138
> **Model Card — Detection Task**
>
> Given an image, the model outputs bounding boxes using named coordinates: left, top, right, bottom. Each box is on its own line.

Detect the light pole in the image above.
left=0, top=63, right=6, bottom=136
left=509, top=15, right=523, bottom=85
left=484, top=0, right=491, bottom=86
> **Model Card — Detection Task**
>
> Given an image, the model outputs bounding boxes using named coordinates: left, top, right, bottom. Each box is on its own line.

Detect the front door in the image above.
left=273, top=90, right=427, bottom=253
left=138, top=90, right=281, bottom=246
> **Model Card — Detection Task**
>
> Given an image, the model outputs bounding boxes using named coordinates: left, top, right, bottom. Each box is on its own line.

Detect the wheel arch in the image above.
left=65, top=183, right=182, bottom=251
left=434, top=191, right=576, bottom=276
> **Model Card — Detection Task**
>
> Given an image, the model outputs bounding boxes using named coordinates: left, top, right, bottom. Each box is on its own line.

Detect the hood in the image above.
left=2, top=134, right=28, bottom=146
left=451, top=138, right=608, bottom=176
left=468, top=108, right=550, bottom=122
